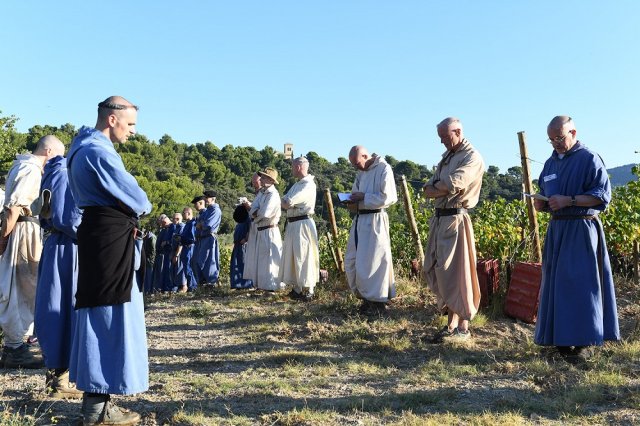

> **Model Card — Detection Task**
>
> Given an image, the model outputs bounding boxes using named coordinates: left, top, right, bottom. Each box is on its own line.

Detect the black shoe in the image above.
left=358, top=300, right=371, bottom=315
left=300, top=293, right=314, bottom=302
left=288, top=289, right=302, bottom=300
left=2, top=344, right=44, bottom=369
left=370, top=302, right=387, bottom=314
left=560, top=346, right=595, bottom=365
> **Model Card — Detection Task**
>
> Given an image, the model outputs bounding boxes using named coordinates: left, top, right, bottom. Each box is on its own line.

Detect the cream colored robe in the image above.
left=345, top=155, right=398, bottom=302
left=247, top=185, right=284, bottom=291
left=0, top=154, right=43, bottom=347
left=279, top=174, right=319, bottom=293
left=423, top=139, right=484, bottom=320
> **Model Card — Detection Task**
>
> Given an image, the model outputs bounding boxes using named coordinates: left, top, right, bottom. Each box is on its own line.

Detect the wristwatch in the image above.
left=570, top=196, right=576, bottom=206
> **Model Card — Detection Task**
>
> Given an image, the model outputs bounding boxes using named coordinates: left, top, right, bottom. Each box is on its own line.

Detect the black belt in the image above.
left=181, top=242, right=195, bottom=246
left=357, top=209, right=381, bottom=215
left=551, top=215, right=596, bottom=221
left=435, top=208, right=467, bottom=217
left=17, top=216, right=39, bottom=223
left=287, top=215, right=310, bottom=223
left=258, top=224, right=276, bottom=231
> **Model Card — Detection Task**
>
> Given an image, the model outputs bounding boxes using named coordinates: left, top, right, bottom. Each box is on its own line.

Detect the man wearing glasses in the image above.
left=423, top=117, right=484, bottom=343
left=67, top=96, right=150, bottom=425
left=533, top=116, right=620, bottom=363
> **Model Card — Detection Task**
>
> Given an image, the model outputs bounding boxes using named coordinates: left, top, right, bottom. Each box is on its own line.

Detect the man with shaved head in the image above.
left=423, top=117, right=484, bottom=343
left=0, top=135, right=64, bottom=369
left=67, top=96, right=150, bottom=424
left=345, top=145, right=398, bottom=315
left=280, top=156, right=319, bottom=301
left=533, top=116, right=619, bottom=362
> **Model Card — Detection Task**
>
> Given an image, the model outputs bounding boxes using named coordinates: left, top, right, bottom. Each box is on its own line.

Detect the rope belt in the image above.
left=17, top=216, right=39, bottom=223
left=551, top=215, right=596, bottom=221
left=287, top=214, right=310, bottom=223
left=357, top=209, right=382, bottom=215
left=258, top=224, right=277, bottom=231
left=435, top=208, right=467, bottom=217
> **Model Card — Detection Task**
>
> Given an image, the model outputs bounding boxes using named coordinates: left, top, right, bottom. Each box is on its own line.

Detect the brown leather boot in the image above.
left=47, top=369, right=83, bottom=399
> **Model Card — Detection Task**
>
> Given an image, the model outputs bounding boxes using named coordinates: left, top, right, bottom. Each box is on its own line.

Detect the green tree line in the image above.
left=0, top=111, right=525, bottom=238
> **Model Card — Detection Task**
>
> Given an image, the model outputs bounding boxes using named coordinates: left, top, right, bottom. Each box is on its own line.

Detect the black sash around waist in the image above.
left=551, top=215, right=596, bottom=221
left=75, top=206, right=138, bottom=309
left=17, top=215, right=39, bottom=223
left=287, top=214, right=310, bottom=223
left=357, top=209, right=382, bottom=215
left=258, top=224, right=277, bottom=231
left=435, top=208, right=467, bottom=217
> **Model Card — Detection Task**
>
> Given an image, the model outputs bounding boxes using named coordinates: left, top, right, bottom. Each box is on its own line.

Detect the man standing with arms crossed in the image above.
left=280, top=156, right=319, bottom=301
left=423, top=117, right=484, bottom=342
left=67, top=96, right=151, bottom=425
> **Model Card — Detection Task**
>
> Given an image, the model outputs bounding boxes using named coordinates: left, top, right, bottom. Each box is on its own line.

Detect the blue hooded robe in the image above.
left=195, top=204, right=221, bottom=285
left=534, top=142, right=620, bottom=347
left=230, top=217, right=253, bottom=289
left=66, top=126, right=151, bottom=395
left=180, top=218, right=197, bottom=291
left=34, top=156, right=83, bottom=369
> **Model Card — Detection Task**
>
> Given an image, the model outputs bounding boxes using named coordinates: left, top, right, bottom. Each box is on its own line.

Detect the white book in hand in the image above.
left=337, top=193, right=352, bottom=202
left=524, top=193, right=549, bottom=201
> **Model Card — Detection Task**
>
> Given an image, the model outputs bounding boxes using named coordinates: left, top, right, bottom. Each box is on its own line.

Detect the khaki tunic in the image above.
left=423, top=139, right=484, bottom=320
left=345, top=155, right=398, bottom=302
left=0, top=154, right=43, bottom=346
left=279, top=175, right=319, bottom=293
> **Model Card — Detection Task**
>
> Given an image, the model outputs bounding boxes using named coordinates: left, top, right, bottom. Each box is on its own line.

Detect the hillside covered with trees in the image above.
left=0, top=111, right=524, bottom=235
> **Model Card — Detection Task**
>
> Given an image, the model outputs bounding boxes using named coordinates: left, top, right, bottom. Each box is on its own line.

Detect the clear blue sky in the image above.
left=1, top=1, right=638, bottom=178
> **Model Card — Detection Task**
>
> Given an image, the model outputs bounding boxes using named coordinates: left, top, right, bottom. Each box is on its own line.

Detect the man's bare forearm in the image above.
left=423, top=181, right=449, bottom=199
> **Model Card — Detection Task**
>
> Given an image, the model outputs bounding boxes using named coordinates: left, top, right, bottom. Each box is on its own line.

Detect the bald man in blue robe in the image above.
left=533, top=116, right=620, bottom=363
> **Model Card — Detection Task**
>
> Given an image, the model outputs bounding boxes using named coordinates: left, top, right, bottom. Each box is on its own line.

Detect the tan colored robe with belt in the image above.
left=0, top=154, right=43, bottom=347
left=423, top=139, right=484, bottom=320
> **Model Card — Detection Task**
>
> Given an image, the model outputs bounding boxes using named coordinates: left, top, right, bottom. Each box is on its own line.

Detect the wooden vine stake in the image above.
left=400, top=175, right=424, bottom=267
left=633, top=240, right=639, bottom=286
left=323, top=189, right=345, bottom=273
left=518, top=131, right=542, bottom=263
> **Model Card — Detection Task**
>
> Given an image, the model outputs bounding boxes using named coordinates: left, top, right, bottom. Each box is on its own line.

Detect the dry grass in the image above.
left=1, top=275, right=639, bottom=425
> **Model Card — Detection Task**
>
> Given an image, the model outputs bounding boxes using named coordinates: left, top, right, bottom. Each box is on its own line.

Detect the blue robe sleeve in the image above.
left=202, top=205, right=222, bottom=233
left=85, top=145, right=151, bottom=216
left=581, top=153, right=611, bottom=210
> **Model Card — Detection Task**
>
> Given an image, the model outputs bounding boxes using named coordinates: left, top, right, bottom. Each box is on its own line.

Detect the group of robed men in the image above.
left=0, top=102, right=621, bottom=425
left=338, top=116, right=619, bottom=362
left=235, top=158, right=321, bottom=300
left=148, top=190, right=222, bottom=294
